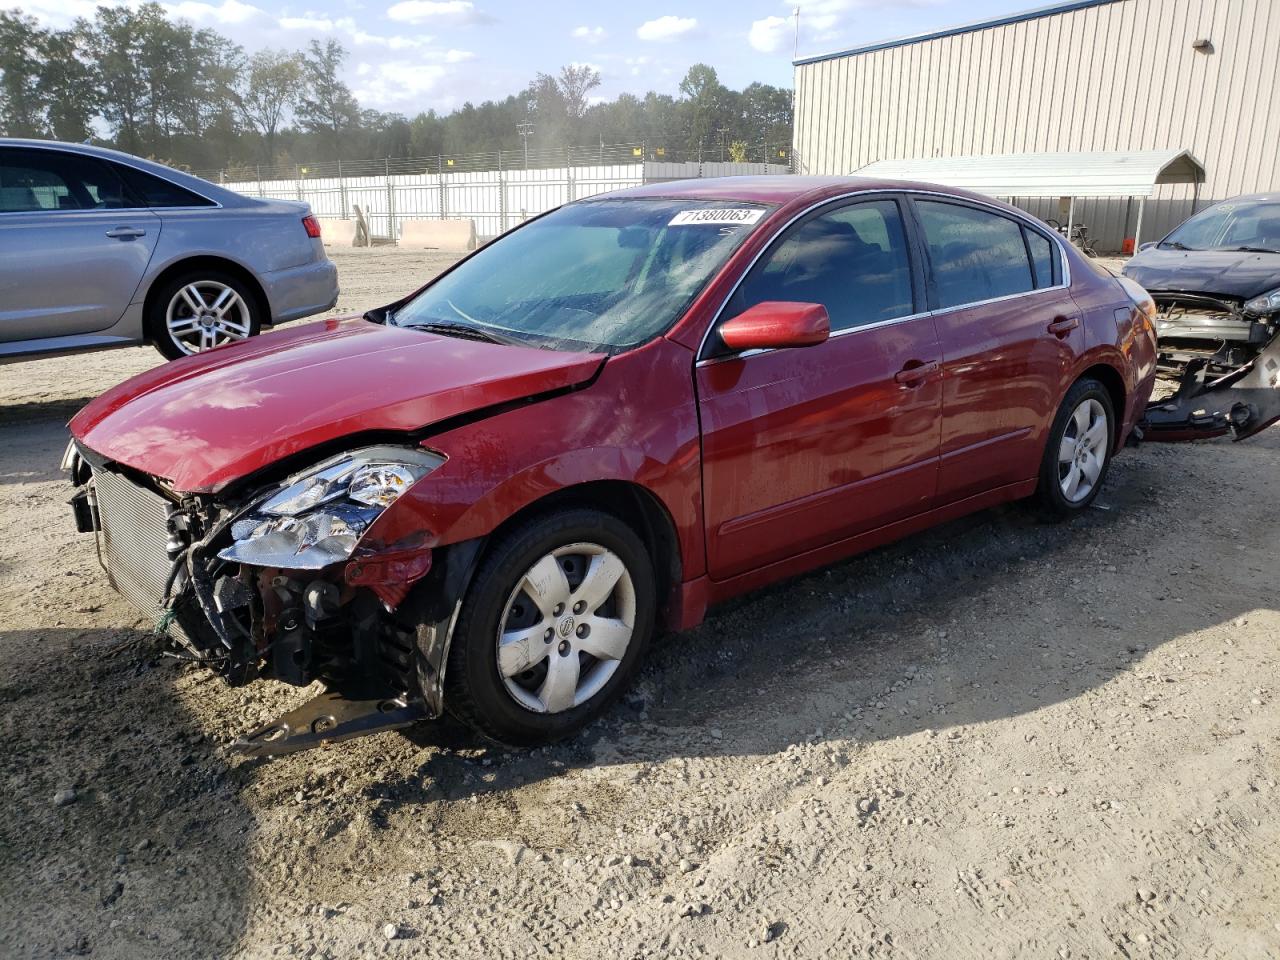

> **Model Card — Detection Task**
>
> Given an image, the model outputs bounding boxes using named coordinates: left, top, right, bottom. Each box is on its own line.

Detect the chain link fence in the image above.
left=195, top=142, right=794, bottom=242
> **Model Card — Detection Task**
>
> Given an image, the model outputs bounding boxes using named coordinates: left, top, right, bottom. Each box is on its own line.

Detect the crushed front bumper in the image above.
left=1141, top=328, right=1280, bottom=442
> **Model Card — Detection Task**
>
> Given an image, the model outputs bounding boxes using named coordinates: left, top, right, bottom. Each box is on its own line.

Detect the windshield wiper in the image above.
left=1230, top=245, right=1280, bottom=254
left=1161, top=241, right=1193, bottom=250
left=398, top=320, right=517, bottom=346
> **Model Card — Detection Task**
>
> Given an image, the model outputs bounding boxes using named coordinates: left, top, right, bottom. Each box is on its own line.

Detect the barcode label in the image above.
left=668, top=209, right=765, bottom=227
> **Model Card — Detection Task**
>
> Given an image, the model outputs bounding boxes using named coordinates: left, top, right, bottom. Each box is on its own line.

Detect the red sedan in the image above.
left=65, top=176, right=1159, bottom=750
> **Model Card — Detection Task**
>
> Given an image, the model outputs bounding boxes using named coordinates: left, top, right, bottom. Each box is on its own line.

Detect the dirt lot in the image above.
left=1, top=248, right=1278, bottom=960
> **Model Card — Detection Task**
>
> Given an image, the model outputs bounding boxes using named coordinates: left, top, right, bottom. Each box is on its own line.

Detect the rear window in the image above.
left=112, top=163, right=215, bottom=208
left=916, top=201, right=1035, bottom=309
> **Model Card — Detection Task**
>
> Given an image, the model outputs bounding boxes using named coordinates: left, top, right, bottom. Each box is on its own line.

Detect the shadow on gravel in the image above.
left=0, top=629, right=254, bottom=960
left=0, top=397, right=93, bottom=429
left=376, top=443, right=1278, bottom=806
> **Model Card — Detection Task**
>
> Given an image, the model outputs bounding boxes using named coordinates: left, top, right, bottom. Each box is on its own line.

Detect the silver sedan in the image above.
left=0, top=139, right=339, bottom=360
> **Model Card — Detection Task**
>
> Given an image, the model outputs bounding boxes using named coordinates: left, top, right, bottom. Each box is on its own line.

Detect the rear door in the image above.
left=696, top=195, right=943, bottom=580
left=908, top=198, right=1082, bottom=504
left=0, top=147, right=160, bottom=343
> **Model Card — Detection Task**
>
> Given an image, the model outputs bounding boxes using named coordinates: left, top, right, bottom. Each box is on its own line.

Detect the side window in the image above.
left=0, top=149, right=130, bottom=212
left=112, top=164, right=214, bottom=208
left=916, top=201, right=1035, bottom=308
left=1024, top=227, right=1058, bottom=288
left=725, top=198, right=915, bottom=334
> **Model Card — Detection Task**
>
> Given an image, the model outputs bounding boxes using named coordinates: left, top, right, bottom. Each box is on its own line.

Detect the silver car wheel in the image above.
left=1058, top=397, right=1109, bottom=503
left=165, top=281, right=252, bottom=354
left=495, top=542, right=637, bottom=715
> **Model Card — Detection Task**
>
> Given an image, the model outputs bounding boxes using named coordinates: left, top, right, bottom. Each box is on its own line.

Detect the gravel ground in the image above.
left=1, top=248, right=1278, bottom=959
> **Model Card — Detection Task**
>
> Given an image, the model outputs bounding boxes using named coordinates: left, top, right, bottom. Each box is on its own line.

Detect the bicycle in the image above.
left=1045, top=218, right=1099, bottom=258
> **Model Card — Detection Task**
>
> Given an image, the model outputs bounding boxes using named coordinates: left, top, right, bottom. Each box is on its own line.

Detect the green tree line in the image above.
left=0, top=4, right=792, bottom=173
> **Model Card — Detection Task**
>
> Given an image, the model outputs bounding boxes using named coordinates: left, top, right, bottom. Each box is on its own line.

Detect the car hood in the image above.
left=1122, top=247, right=1280, bottom=300
left=70, top=317, right=605, bottom=493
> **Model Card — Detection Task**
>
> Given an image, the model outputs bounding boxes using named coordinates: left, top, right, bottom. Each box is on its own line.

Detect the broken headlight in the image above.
left=1244, top=287, right=1280, bottom=316
left=218, top=446, right=445, bottom=569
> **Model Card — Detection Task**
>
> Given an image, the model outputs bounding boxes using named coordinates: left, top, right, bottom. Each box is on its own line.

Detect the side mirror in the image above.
left=718, top=301, right=830, bottom=352
left=1138, top=242, right=1156, bottom=252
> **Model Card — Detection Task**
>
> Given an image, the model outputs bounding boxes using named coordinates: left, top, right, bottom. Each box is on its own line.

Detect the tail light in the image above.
left=1117, top=276, right=1157, bottom=322
left=302, top=215, right=322, bottom=239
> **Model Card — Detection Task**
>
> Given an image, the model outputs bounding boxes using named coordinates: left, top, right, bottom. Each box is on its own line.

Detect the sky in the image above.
left=22, top=0, right=1048, bottom=114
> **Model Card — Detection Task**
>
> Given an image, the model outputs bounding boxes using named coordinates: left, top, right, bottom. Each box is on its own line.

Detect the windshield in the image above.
left=1161, top=198, right=1280, bottom=252
left=391, top=198, right=770, bottom=351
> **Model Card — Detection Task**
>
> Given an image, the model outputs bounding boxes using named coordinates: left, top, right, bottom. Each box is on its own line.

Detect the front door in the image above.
left=696, top=196, right=943, bottom=580
left=908, top=198, right=1084, bottom=504
left=0, top=147, right=159, bottom=343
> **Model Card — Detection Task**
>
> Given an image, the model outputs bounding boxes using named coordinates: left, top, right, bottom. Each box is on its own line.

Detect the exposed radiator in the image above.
left=94, top=468, right=176, bottom=621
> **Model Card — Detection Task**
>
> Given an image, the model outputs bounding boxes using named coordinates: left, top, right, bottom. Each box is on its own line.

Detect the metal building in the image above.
left=792, top=0, right=1280, bottom=251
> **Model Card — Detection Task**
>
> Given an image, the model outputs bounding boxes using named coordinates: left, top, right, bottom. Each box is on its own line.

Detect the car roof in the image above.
left=1207, top=192, right=1280, bottom=204
left=596, top=174, right=1013, bottom=210
left=0, top=137, right=243, bottom=205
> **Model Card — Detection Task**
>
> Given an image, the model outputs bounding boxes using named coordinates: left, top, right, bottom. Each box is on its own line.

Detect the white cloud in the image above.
left=276, top=13, right=436, bottom=49
left=623, top=54, right=651, bottom=76
left=748, top=14, right=790, bottom=53
left=278, top=14, right=331, bottom=29
left=571, top=25, right=606, bottom=44
left=20, top=0, right=137, bottom=27
left=352, top=59, right=448, bottom=105
left=789, top=0, right=943, bottom=42
left=385, top=0, right=489, bottom=25
left=636, top=15, right=697, bottom=42
left=164, top=0, right=265, bottom=23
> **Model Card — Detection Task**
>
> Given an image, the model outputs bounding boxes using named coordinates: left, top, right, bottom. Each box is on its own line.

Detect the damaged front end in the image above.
left=1151, top=292, right=1278, bottom=374
left=65, top=443, right=476, bottom=756
left=1142, top=324, right=1280, bottom=443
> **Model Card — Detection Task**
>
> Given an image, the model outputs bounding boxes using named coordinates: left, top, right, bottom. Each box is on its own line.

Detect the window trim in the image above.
left=908, top=195, right=1063, bottom=314
left=0, top=145, right=221, bottom=216
left=695, top=188, right=1071, bottom=365
left=704, top=193, right=923, bottom=357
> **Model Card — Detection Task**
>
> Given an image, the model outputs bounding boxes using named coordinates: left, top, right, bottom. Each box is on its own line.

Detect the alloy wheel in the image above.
left=495, top=542, right=636, bottom=714
left=1058, top=397, right=1109, bottom=503
left=165, top=280, right=252, bottom=354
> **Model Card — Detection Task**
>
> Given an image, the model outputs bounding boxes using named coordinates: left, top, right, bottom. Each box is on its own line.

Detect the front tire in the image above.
left=444, top=508, right=656, bottom=746
left=1036, top=377, right=1115, bottom=516
left=147, top=270, right=261, bottom=360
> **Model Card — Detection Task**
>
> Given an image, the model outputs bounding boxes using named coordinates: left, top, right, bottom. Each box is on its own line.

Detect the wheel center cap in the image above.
left=200, top=315, right=215, bottom=328
left=557, top=616, right=575, bottom=639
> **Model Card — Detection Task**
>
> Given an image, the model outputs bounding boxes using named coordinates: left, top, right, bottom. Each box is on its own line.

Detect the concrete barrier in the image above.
left=400, top=219, right=477, bottom=252
left=317, top=217, right=358, bottom=247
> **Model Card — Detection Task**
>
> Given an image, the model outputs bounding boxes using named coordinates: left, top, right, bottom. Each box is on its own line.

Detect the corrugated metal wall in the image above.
left=793, top=0, right=1280, bottom=251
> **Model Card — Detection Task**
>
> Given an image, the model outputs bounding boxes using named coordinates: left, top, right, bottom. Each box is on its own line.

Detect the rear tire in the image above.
left=1036, top=377, right=1115, bottom=517
left=443, top=507, right=656, bottom=746
left=147, top=269, right=261, bottom=360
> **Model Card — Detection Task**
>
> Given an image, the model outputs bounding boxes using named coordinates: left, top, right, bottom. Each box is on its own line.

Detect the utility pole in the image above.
left=793, top=6, right=801, bottom=59
left=517, top=121, right=534, bottom=170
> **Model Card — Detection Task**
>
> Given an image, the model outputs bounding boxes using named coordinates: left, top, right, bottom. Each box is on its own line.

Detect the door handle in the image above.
left=105, top=226, right=147, bottom=240
left=1047, top=315, right=1080, bottom=337
left=894, top=360, right=939, bottom=386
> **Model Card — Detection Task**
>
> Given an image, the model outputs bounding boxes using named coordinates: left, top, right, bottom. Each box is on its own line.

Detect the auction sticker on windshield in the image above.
left=669, top=209, right=765, bottom=227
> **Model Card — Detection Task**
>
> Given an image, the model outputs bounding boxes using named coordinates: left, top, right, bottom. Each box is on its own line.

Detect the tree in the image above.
left=296, top=39, right=360, bottom=155
left=2, top=1, right=795, bottom=171
left=0, top=10, right=49, bottom=136
left=238, top=49, right=303, bottom=162
left=38, top=28, right=98, bottom=142
left=677, top=63, right=731, bottom=156
left=558, top=64, right=600, bottom=120
left=79, top=6, right=150, bottom=153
